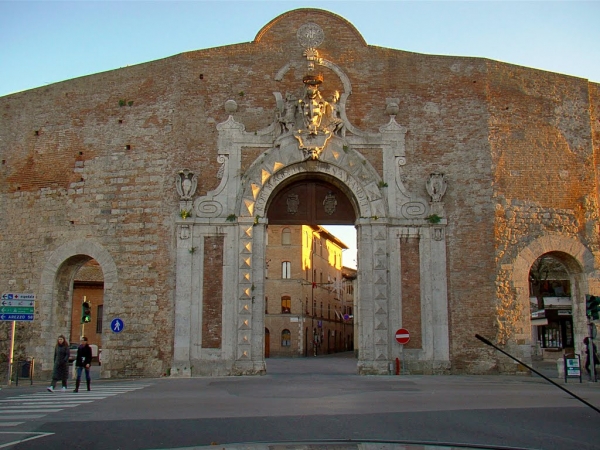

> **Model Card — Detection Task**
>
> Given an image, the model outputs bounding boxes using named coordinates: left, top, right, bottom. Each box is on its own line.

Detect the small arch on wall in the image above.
left=512, top=236, right=594, bottom=292
left=38, top=239, right=118, bottom=368
left=511, top=235, right=595, bottom=353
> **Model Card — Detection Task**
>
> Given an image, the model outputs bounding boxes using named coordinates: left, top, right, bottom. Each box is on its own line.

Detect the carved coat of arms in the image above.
left=323, top=192, right=337, bottom=215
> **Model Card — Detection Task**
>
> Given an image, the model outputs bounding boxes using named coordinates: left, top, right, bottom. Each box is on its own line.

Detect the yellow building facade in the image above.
left=264, top=225, right=355, bottom=357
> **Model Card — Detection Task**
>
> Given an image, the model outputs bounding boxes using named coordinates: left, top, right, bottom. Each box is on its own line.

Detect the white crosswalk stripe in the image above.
left=0, top=383, right=151, bottom=428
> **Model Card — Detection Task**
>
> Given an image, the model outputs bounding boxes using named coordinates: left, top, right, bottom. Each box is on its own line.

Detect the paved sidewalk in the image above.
left=2, top=352, right=597, bottom=392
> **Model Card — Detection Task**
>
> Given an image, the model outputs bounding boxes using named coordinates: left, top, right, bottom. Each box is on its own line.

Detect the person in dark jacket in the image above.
left=47, top=335, right=70, bottom=392
left=74, top=336, right=93, bottom=392
left=584, top=337, right=600, bottom=381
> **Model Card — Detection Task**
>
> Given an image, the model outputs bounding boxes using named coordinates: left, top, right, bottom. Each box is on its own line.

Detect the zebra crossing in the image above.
left=0, top=383, right=152, bottom=427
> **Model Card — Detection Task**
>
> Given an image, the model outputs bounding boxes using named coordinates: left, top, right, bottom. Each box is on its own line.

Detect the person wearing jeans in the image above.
left=73, top=336, right=93, bottom=392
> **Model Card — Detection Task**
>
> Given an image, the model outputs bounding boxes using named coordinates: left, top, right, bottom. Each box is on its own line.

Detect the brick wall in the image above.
left=202, top=236, right=224, bottom=348
left=0, top=8, right=598, bottom=376
left=401, top=237, right=422, bottom=349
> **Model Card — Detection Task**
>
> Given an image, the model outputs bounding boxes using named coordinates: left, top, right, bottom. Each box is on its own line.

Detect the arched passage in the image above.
left=511, top=236, right=595, bottom=363
left=263, top=174, right=358, bottom=362
left=38, top=239, right=118, bottom=375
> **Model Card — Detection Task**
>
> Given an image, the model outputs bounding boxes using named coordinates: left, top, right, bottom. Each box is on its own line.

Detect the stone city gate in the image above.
left=171, top=37, right=451, bottom=376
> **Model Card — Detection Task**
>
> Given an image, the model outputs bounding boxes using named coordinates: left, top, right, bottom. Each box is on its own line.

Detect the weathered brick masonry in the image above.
left=0, top=8, right=598, bottom=378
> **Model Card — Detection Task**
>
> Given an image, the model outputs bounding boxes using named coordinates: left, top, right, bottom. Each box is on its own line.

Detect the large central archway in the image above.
left=237, top=153, right=395, bottom=375
left=263, top=174, right=358, bottom=363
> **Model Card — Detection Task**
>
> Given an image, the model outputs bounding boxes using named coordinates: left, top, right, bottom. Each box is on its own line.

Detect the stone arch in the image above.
left=240, top=157, right=386, bottom=222
left=512, top=235, right=595, bottom=277
left=38, top=239, right=118, bottom=372
left=231, top=147, right=393, bottom=374
left=511, top=235, right=595, bottom=357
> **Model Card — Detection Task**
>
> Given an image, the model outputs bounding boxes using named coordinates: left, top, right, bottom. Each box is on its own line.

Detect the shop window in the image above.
left=564, top=320, right=574, bottom=347
left=540, top=323, right=562, bottom=348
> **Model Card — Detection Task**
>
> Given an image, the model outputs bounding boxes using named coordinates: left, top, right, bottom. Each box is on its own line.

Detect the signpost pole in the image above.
left=7, top=320, right=15, bottom=386
left=395, top=328, right=410, bottom=375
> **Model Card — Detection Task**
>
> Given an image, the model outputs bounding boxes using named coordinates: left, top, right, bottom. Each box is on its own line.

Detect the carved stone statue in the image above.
left=329, top=90, right=344, bottom=136
left=283, top=92, right=297, bottom=131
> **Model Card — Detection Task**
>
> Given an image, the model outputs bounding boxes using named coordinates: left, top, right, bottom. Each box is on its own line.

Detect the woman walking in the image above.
left=47, top=335, right=70, bottom=392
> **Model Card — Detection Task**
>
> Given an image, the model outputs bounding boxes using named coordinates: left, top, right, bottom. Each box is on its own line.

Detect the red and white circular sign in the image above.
left=395, top=328, right=410, bottom=344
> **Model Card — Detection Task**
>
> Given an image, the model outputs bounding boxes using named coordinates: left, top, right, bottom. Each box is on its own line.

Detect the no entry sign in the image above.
left=395, top=328, right=410, bottom=344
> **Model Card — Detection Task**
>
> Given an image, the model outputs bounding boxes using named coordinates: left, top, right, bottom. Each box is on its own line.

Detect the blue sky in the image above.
left=1, top=1, right=597, bottom=97
left=1, top=0, right=598, bottom=268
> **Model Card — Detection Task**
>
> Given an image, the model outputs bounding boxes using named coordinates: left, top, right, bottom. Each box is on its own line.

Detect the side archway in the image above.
left=38, top=239, right=118, bottom=373
left=511, top=236, right=596, bottom=361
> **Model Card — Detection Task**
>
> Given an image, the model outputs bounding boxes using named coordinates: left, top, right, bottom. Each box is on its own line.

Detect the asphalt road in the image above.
left=1, top=353, right=599, bottom=450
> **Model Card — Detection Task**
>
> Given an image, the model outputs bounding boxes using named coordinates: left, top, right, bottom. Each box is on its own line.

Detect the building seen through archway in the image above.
left=264, top=224, right=355, bottom=359
left=71, top=260, right=104, bottom=363
left=529, top=254, right=575, bottom=363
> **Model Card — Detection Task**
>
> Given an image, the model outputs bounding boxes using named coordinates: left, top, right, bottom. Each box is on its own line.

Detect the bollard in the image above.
left=396, top=357, right=400, bottom=375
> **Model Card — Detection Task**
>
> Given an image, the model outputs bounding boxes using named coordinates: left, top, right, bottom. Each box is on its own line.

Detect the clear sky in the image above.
left=1, top=1, right=597, bottom=97
left=2, top=0, right=598, bottom=268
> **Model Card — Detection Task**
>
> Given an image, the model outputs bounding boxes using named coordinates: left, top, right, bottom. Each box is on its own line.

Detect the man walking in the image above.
left=73, top=336, right=93, bottom=392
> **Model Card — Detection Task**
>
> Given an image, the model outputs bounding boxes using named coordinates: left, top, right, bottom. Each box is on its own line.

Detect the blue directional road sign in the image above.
left=111, top=318, right=124, bottom=333
left=0, top=314, right=34, bottom=321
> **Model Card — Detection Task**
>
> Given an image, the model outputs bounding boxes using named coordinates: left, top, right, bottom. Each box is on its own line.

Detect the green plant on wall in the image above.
left=426, top=214, right=442, bottom=224
left=378, top=181, right=388, bottom=188
left=226, top=214, right=237, bottom=222
left=180, top=209, right=191, bottom=219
